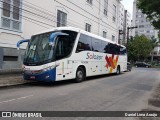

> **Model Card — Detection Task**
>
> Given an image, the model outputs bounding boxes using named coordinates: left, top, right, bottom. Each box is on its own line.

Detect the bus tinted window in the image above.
left=101, top=41, right=108, bottom=53
left=55, top=31, right=78, bottom=60
left=92, top=38, right=101, bottom=52
left=106, top=43, right=119, bottom=55
left=76, top=34, right=92, bottom=52
left=120, top=47, right=126, bottom=55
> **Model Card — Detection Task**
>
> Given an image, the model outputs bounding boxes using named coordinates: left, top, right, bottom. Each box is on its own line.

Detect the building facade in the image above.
left=132, top=0, right=158, bottom=39
left=118, top=3, right=131, bottom=45
left=0, top=0, right=122, bottom=69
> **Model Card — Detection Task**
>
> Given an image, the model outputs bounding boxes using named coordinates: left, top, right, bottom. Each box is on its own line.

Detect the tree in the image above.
left=150, top=36, right=160, bottom=62
left=128, top=35, right=152, bottom=62
left=137, top=0, right=160, bottom=30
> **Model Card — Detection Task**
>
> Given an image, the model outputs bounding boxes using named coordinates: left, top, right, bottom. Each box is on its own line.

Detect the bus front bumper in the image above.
left=23, top=68, right=56, bottom=82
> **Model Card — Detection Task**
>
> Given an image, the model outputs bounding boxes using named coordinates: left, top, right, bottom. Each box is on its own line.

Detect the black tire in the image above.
left=75, top=67, right=86, bottom=83
left=116, top=66, right=121, bottom=75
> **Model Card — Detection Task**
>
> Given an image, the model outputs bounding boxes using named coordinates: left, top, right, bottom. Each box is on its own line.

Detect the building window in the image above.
left=112, top=35, right=115, bottom=42
left=57, top=10, right=67, bottom=27
left=1, top=0, right=21, bottom=31
left=104, top=0, right=108, bottom=16
left=103, top=31, right=107, bottom=38
left=139, top=25, right=144, bottom=28
left=85, top=23, right=91, bottom=32
left=86, top=0, right=93, bottom=5
left=113, top=5, right=116, bottom=22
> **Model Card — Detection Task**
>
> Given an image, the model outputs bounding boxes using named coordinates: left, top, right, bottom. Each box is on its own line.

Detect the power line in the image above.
left=66, top=0, right=118, bottom=32
left=67, top=0, right=116, bottom=20
left=0, top=5, right=54, bottom=28
left=54, top=0, right=118, bottom=32
left=0, top=2, right=91, bottom=34
left=1, top=0, right=93, bottom=31
left=12, top=0, right=118, bottom=33
left=0, top=1, right=105, bottom=35
left=0, top=1, right=56, bottom=24
left=0, top=0, right=118, bottom=43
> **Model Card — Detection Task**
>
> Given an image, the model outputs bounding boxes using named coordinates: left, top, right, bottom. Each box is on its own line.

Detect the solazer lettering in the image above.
left=86, top=53, right=103, bottom=60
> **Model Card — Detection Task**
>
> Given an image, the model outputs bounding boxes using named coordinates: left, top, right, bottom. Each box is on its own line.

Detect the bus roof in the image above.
left=33, top=27, right=126, bottom=48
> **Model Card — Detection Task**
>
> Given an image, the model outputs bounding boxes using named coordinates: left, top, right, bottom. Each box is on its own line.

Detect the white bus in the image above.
left=17, top=27, right=127, bottom=82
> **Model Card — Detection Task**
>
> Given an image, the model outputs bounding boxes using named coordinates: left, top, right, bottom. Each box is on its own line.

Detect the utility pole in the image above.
left=127, top=26, right=138, bottom=44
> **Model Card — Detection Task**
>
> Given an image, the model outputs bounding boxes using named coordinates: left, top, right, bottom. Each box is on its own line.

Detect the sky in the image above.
left=121, top=0, right=134, bottom=17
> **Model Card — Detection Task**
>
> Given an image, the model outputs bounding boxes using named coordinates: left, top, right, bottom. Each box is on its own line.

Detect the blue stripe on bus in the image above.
left=23, top=68, right=56, bottom=82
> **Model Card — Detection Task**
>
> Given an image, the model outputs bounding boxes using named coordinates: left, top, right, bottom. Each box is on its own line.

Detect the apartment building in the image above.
left=0, top=0, right=121, bottom=69
left=132, top=0, right=160, bottom=60
left=132, top=0, right=158, bottom=39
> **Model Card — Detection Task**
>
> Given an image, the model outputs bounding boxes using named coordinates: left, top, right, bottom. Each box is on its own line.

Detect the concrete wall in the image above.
left=1, top=47, right=25, bottom=69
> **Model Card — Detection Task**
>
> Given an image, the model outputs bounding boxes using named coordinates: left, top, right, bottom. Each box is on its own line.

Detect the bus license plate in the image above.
left=30, top=76, right=35, bottom=79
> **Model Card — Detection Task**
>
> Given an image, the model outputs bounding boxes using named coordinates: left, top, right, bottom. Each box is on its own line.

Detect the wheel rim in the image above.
left=77, top=71, right=83, bottom=80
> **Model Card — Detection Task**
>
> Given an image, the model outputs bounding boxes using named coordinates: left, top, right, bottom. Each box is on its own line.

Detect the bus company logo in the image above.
left=86, top=53, right=103, bottom=60
left=105, top=54, right=119, bottom=73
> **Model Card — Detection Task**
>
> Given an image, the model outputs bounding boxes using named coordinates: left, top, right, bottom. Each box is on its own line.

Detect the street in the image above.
left=0, top=68, right=160, bottom=120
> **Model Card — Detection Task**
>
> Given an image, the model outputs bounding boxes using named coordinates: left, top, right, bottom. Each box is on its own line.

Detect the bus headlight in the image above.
left=43, top=65, right=56, bottom=72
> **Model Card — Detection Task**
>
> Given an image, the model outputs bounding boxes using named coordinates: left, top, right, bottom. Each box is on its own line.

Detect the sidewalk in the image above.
left=0, top=69, right=29, bottom=87
left=0, top=68, right=22, bottom=75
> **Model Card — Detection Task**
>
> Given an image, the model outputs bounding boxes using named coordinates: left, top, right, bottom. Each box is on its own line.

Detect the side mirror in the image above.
left=49, top=32, right=68, bottom=46
left=17, top=39, right=30, bottom=50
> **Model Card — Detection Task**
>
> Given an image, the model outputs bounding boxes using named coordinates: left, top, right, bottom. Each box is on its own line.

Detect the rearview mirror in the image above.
left=17, top=39, right=30, bottom=50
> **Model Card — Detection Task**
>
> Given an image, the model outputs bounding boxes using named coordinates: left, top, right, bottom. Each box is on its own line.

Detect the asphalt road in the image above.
left=0, top=68, right=160, bottom=120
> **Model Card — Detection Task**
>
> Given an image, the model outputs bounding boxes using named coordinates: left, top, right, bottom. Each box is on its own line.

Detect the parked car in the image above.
left=127, top=62, right=132, bottom=71
left=135, top=62, right=151, bottom=68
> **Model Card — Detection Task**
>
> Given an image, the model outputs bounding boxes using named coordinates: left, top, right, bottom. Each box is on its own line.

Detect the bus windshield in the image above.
left=23, top=30, right=78, bottom=66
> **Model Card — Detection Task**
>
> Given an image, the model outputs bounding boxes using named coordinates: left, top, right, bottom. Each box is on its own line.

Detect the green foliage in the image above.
left=150, top=36, right=159, bottom=49
left=137, top=0, right=160, bottom=30
left=127, top=35, right=152, bottom=61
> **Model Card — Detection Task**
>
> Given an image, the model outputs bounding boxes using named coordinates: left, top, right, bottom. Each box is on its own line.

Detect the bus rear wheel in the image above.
left=75, top=67, right=85, bottom=83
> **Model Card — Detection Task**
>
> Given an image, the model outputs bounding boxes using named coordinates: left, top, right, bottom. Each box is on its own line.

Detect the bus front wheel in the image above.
left=75, top=67, right=86, bottom=83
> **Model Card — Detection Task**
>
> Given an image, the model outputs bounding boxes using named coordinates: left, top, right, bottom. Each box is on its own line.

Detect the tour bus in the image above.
left=17, top=27, right=127, bottom=82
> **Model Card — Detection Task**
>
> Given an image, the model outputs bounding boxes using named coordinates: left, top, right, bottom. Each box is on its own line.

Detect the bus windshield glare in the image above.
left=23, top=30, right=78, bottom=66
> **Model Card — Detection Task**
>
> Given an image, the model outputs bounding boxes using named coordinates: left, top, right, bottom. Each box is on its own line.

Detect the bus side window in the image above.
left=120, top=47, right=126, bottom=55
left=76, top=34, right=92, bottom=52
left=101, top=41, right=108, bottom=53
left=92, top=38, right=101, bottom=52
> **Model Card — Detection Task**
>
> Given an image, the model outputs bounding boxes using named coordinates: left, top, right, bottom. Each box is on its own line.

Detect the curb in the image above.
left=0, top=81, right=30, bottom=88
